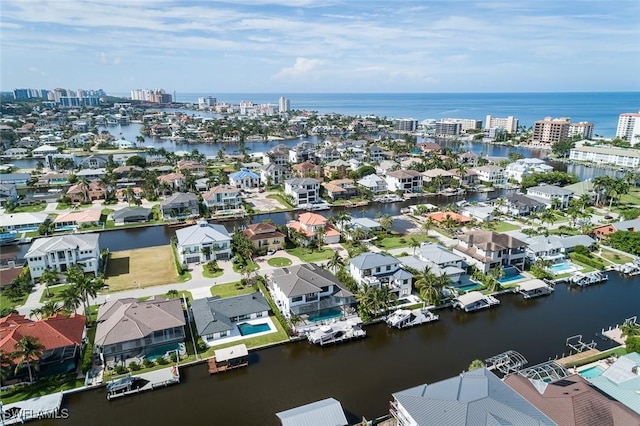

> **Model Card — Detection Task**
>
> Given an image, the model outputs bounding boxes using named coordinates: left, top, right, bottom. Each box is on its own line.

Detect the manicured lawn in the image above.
left=232, top=260, right=259, bottom=273
left=39, top=284, right=73, bottom=303
left=210, top=282, right=256, bottom=298
left=139, top=290, right=192, bottom=303
left=202, top=268, right=224, bottom=278
left=0, top=291, right=29, bottom=312
left=563, top=346, right=629, bottom=368
left=0, top=374, right=84, bottom=404
left=620, top=189, right=640, bottom=205
left=11, top=203, right=47, bottom=213
left=286, top=247, right=334, bottom=262
left=492, top=222, right=520, bottom=232
left=374, top=233, right=431, bottom=250
left=105, top=246, right=181, bottom=291
left=599, top=249, right=634, bottom=265
left=267, top=257, right=292, bottom=267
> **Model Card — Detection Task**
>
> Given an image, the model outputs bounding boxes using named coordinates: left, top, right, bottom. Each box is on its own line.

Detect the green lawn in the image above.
left=267, top=257, right=292, bottom=267
left=232, top=260, right=259, bottom=273
left=599, top=249, right=634, bottom=265
left=0, top=291, right=29, bottom=312
left=210, top=282, right=256, bottom=298
left=492, top=222, right=520, bottom=232
left=10, top=203, right=47, bottom=213
left=286, top=247, right=334, bottom=262
left=0, top=374, right=84, bottom=404
left=139, top=290, right=193, bottom=303
left=266, top=193, right=294, bottom=209
left=202, top=268, right=224, bottom=278
left=39, top=284, right=73, bottom=303
left=563, top=346, right=629, bottom=368
left=620, top=189, right=640, bottom=206
left=374, top=233, right=431, bottom=250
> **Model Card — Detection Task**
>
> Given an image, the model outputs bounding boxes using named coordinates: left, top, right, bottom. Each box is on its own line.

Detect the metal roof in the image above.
left=276, top=398, right=348, bottom=426
left=350, top=252, right=399, bottom=270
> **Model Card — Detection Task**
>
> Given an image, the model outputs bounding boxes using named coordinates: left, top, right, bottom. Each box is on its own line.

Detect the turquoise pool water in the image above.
left=579, top=365, right=604, bottom=379
left=238, top=322, right=270, bottom=336
left=308, top=307, right=343, bottom=322
left=498, top=274, right=525, bottom=283
left=458, top=283, right=483, bottom=292
left=549, top=261, right=575, bottom=274
left=146, top=343, right=180, bottom=360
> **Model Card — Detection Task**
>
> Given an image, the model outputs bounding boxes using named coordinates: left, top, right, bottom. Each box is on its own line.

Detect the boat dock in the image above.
left=106, top=366, right=180, bottom=400
left=385, top=308, right=439, bottom=329
left=208, top=344, right=249, bottom=374
left=306, top=318, right=366, bottom=346
left=516, top=279, right=554, bottom=299
left=1, top=392, right=64, bottom=425
left=570, top=271, right=608, bottom=286
left=556, top=349, right=600, bottom=367
left=454, top=291, right=500, bottom=312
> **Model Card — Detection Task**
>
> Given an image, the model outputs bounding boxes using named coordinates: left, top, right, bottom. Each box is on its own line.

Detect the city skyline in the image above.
left=1, top=1, right=639, bottom=93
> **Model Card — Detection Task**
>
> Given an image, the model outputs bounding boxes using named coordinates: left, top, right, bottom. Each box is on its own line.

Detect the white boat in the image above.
left=570, top=271, right=608, bottom=287
left=307, top=320, right=366, bottom=346
left=454, top=291, right=500, bottom=312
left=385, top=308, right=439, bottom=329
left=106, top=375, right=136, bottom=394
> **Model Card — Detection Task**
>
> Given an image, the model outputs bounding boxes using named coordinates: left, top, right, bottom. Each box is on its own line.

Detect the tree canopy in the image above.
left=521, top=171, right=578, bottom=190
left=608, top=231, right=640, bottom=256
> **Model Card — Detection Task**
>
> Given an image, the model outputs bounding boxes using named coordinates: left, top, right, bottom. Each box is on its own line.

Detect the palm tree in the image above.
left=539, top=210, right=557, bottom=229
left=12, top=335, right=45, bottom=383
left=61, top=285, right=82, bottom=314
left=409, top=237, right=420, bottom=255
left=39, top=269, right=59, bottom=297
left=40, top=300, right=64, bottom=319
left=66, top=265, right=105, bottom=323
left=326, top=251, right=344, bottom=273
left=413, top=267, right=441, bottom=306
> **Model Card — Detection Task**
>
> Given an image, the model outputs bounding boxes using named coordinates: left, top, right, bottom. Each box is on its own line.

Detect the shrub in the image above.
left=81, top=344, right=94, bottom=374
left=167, top=289, right=179, bottom=298
left=128, top=362, right=141, bottom=371
left=142, top=358, right=154, bottom=368
left=573, top=245, right=591, bottom=257
left=196, top=337, right=207, bottom=352
left=114, top=365, right=127, bottom=375
left=171, top=241, right=184, bottom=275
left=156, top=357, right=169, bottom=365
left=569, top=252, right=605, bottom=270
left=170, top=352, right=178, bottom=363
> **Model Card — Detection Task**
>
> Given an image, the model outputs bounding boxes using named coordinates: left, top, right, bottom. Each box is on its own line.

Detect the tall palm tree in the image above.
left=40, top=300, right=64, bottom=319
left=61, top=285, right=82, bottom=314
left=12, top=335, right=45, bottom=383
left=326, top=251, right=344, bottom=273
left=40, top=269, right=59, bottom=297
left=413, top=267, right=441, bottom=306
left=409, top=237, right=420, bottom=255
left=66, top=265, right=105, bottom=323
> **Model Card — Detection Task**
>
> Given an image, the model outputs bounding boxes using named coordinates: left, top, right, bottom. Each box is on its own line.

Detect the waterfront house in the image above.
left=264, top=145, right=290, bottom=166
left=586, top=352, right=640, bottom=415
left=158, top=172, right=185, bottom=192
left=229, top=169, right=261, bottom=189
left=375, top=160, right=399, bottom=176
left=191, top=292, right=271, bottom=345
left=592, top=219, right=640, bottom=239
left=0, top=212, right=50, bottom=232
left=111, top=138, right=135, bottom=150
left=276, top=398, right=348, bottom=426
left=242, top=222, right=285, bottom=253
left=270, top=263, right=355, bottom=319
left=322, top=179, right=359, bottom=200
left=284, top=178, right=321, bottom=207
left=95, top=297, right=186, bottom=367
left=504, top=369, right=640, bottom=424
left=53, top=209, right=102, bottom=230
left=472, top=165, right=506, bottom=186
left=398, top=243, right=466, bottom=284
left=385, top=169, right=422, bottom=193
left=522, top=235, right=565, bottom=264
left=425, top=211, right=472, bottom=227
left=177, top=159, right=206, bottom=176
left=421, top=168, right=456, bottom=187
left=291, top=161, right=322, bottom=179
left=323, top=159, right=351, bottom=179
left=460, top=204, right=495, bottom=222
left=286, top=212, right=341, bottom=245
left=175, top=220, right=232, bottom=263
left=75, top=168, right=107, bottom=181
left=459, top=150, right=478, bottom=166
left=416, top=142, right=442, bottom=153
left=0, top=313, right=86, bottom=378
left=111, top=207, right=151, bottom=225
left=260, top=163, right=292, bottom=186
left=1, top=147, right=29, bottom=158
left=390, top=368, right=555, bottom=426
left=569, top=145, right=640, bottom=168
left=78, top=154, right=108, bottom=169
left=357, top=174, right=388, bottom=194
left=0, top=183, right=18, bottom=206
left=342, top=217, right=382, bottom=237
left=453, top=230, right=527, bottom=274
left=501, top=193, right=547, bottom=216
left=349, top=252, right=413, bottom=297
left=451, top=168, right=478, bottom=187
left=36, top=172, right=70, bottom=187
left=202, top=185, right=242, bottom=211
left=32, top=144, right=58, bottom=158
left=26, top=233, right=101, bottom=281
left=505, top=158, right=554, bottom=183
left=160, top=192, right=199, bottom=220
left=558, top=235, right=596, bottom=253
left=526, top=184, right=574, bottom=209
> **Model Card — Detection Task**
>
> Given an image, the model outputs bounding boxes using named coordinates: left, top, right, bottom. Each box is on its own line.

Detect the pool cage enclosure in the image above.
left=484, top=349, right=571, bottom=382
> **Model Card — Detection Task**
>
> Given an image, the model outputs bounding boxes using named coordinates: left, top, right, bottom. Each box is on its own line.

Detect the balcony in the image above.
left=389, top=400, right=412, bottom=426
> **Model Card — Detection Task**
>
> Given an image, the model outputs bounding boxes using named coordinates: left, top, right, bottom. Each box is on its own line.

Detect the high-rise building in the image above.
left=130, top=89, right=172, bottom=104
left=279, top=96, right=290, bottom=113
left=440, top=118, right=482, bottom=132
left=13, top=88, right=49, bottom=99
left=395, top=118, right=418, bottom=132
left=434, top=121, right=462, bottom=136
left=532, top=117, right=571, bottom=144
left=198, top=96, right=216, bottom=109
left=616, top=112, right=640, bottom=144
left=485, top=115, right=519, bottom=133
left=568, top=121, right=594, bottom=140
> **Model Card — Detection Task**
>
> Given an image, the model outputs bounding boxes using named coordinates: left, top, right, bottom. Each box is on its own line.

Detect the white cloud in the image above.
left=274, top=57, right=322, bottom=79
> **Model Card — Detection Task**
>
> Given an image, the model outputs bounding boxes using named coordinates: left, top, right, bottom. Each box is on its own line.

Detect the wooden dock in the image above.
left=207, top=344, right=250, bottom=374
left=208, top=357, right=249, bottom=374
left=556, top=349, right=600, bottom=367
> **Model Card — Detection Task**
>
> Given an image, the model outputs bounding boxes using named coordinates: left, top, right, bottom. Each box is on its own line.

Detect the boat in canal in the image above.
left=385, top=308, right=439, bottom=329
left=516, top=279, right=554, bottom=299
left=106, top=375, right=136, bottom=394
left=307, top=319, right=366, bottom=346
left=454, top=291, right=500, bottom=312
left=570, top=271, right=608, bottom=287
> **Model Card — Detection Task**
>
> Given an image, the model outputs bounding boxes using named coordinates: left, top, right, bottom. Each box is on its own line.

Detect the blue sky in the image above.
left=1, top=0, right=639, bottom=93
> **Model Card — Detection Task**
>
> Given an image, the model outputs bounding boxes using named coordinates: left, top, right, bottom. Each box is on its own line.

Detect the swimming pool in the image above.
left=238, top=322, right=271, bottom=336
left=548, top=261, right=576, bottom=274
left=457, top=283, right=483, bottom=292
left=579, top=365, right=604, bottom=379
left=146, top=343, right=180, bottom=360
left=498, top=274, right=525, bottom=283
left=308, top=307, right=343, bottom=322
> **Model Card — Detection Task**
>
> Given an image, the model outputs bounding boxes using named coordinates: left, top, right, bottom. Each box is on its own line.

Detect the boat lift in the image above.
left=565, top=334, right=597, bottom=353
left=484, top=350, right=528, bottom=375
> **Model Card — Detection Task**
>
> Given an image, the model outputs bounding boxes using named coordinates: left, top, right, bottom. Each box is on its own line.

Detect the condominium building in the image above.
left=569, top=145, right=640, bottom=168
left=440, top=118, right=482, bottom=132
left=484, top=115, right=519, bottom=133
left=198, top=96, right=216, bottom=108
left=568, top=121, right=594, bottom=140
left=395, top=118, right=418, bottom=132
left=130, top=89, right=172, bottom=104
left=616, top=112, right=640, bottom=143
left=278, top=96, right=290, bottom=113
left=434, top=121, right=462, bottom=136
left=532, top=117, right=571, bottom=144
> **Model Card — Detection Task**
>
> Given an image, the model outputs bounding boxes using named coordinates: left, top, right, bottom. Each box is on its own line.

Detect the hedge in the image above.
left=256, top=278, right=291, bottom=336
left=569, top=252, right=605, bottom=270
left=171, top=240, right=185, bottom=275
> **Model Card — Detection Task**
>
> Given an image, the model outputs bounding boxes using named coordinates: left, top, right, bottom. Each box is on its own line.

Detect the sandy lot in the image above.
left=105, top=246, right=178, bottom=291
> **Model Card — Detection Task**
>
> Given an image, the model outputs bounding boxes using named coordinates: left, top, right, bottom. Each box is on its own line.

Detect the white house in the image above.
left=202, top=185, right=242, bottom=211
left=349, top=252, right=413, bottom=297
left=0, top=212, right=50, bottom=232
left=284, top=178, right=320, bottom=206
left=505, top=159, right=554, bottom=183
left=472, top=165, right=506, bottom=186
left=526, top=184, right=574, bottom=209
left=25, top=233, right=101, bottom=281
left=385, top=170, right=422, bottom=193
left=398, top=243, right=466, bottom=284
left=453, top=230, right=527, bottom=274
left=32, top=145, right=58, bottom=158
left=357, top=174, right=388, bottom=194
left=112, top=138, right=136, bottom=149
left=270, top=263, right=355, bottom=319
left=229, top=169, right=260, bottom=189
left=260, top=163, right=292, bottom=186
left=175, top=221, right=232, bottom=263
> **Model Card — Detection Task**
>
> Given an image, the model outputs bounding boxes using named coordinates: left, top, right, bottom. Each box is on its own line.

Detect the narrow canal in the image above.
left=39, top=273, right=639, bottom=426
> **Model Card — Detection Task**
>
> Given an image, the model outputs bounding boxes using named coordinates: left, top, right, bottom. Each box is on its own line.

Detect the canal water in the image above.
left=37, top=273, right=639, bottom=426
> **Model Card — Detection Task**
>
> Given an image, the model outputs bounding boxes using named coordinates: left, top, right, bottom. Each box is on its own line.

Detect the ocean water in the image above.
left=110, top=92, right=640, bottom=138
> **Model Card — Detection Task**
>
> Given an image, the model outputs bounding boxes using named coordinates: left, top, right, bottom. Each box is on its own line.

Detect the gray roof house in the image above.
left=270, top=263, right=355, bottom=318
left=25, top=233, right=101, bottom=281
left=526, top=184, right=574, bottom=209
left=191, top=292, right=271, bottom=344
left=398, top=243, right=466, bottom=283
left=111, top=207, right=151, bottom=225
left=390, top=368, right=556, bottom=426
left=558, top=235, right=596, bottom=252
left=95, top=297, right=186, bottom=365
left=160, top=192, right=199, bottom=220
left=502, top=193, right=547, bottom=216
left=0, top=173, right=30, bottom=186
left=175, top=221, right=232, bottom=263
left=276, top=398, right=348, bottom=426
left=349, top=253, right=413, bottom=297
